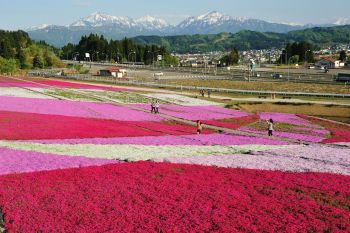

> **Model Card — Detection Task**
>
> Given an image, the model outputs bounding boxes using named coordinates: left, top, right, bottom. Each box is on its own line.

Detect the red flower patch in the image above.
left=0, top=76, right=129, bottom=91
left=0, top=76, right=41, bottom=88
left=133, top=120, right=214, bottom=136
left=203, top=115, right=259, bottom=130
left=304, top=116, right=350, bottom=143
left=323, top=130, right=350, bottom=143
left=0, top=162, right=349, bottom=232
left=0, top=111, right=203, bottom=140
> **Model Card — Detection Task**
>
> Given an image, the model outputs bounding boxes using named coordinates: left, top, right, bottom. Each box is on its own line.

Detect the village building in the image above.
left=315, top=58, right=344, bottom=69
left=99, top=66, right=126, bottom=78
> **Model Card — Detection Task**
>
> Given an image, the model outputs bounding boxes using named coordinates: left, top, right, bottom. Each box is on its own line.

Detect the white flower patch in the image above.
left=0, top=141, right=291, bottom=162
left=142, top=93, right=220, bottom=106
left=153, top=144, right=350, bottom=175
left=0, top=87, right=55, bottom=99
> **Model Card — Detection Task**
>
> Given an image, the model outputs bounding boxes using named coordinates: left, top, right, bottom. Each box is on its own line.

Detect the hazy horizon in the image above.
left=1, top=0, right=350, bottom=30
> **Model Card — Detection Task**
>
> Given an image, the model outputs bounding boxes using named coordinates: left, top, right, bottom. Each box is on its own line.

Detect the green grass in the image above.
left=163, top=79, right=350, bottom=94
left=227, top=102, right=350, bottom=124
left=46, top=89, right=98, bottom=101
left=91, top=91, right=168, bottom=104
left=247, top=120, right=322, bottom=135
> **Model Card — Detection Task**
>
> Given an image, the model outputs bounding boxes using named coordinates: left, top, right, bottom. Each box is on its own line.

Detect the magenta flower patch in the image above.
left=0, top=147, right=117, bottom=175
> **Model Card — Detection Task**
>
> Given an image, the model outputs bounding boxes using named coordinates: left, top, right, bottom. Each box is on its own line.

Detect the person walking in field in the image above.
left=151, top=100, right=156, bottom=113
left=197, top=120, right=203, bottom=135
left=200, top=89, right=205, bottom=97
left=267, top=119, right=274, bottom=136
left=155, top=100, right=160, bottom=114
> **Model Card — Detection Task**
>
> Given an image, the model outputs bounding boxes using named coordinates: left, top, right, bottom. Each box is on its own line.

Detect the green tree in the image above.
left=220, top=48, right=239, bottom=66
left=17, top=49, right=30, bottom=69
left=67, top=33, right=176, bottom=65
left=289, top=55, right=299, bottom=64
left=44, top=50, right=54, bottom=67
left=0, top=57, right=17, bottom=74
left=280, top=42, right=314, bottom=64
left=33, top=55, right=44, bottom=69
left=163, top=53, right=179, bottom=66
left=0, top=30, right=61, bottom=69
left=339, top=50, right=347, bottom=62
left=0, top=38, right=15, bottom=59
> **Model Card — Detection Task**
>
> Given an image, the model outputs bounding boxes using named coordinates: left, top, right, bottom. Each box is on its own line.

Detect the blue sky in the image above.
left=1, top=0, right=350, bottom=30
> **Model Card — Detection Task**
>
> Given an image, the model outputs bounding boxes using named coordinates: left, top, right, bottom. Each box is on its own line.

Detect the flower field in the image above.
left=0, top=163, right=349, bottom=232
left=0, top=147, right=118, bottom=176
left=0, top=76, right=349, bottom=232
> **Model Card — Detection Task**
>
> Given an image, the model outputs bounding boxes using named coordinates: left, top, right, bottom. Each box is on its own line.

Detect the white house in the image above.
left=99, top=66, right=125, bottom=78
left=316, top=58, right=341, bottom=68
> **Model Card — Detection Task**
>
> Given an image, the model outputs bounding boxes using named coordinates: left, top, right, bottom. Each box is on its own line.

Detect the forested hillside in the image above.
left=0, top=30, right=63, bottom=74
left=131, top=25, right=350, bottom=52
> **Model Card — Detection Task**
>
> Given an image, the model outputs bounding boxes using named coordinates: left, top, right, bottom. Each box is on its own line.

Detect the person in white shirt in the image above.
left=267, top=119, right=274, bottom=136
left=151, top=100, right=156, bottom=113
left=155, top=101, right=160, bottom=114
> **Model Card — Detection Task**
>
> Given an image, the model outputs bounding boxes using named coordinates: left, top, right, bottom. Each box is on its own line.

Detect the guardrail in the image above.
left=28, top=71, right=350, bottom=99
left=115, top=81, right=350, bottom=98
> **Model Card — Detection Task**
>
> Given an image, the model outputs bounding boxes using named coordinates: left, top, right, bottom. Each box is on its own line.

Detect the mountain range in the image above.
left=27, top=11, right=339, bottom=47
left=131, top=25, right=350, bottom=53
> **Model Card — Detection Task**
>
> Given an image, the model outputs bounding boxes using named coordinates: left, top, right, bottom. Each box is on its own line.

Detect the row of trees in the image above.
left=279, top=42, right=315, bottom=64
left=280, top=42, right=349, bottom=65
left=219, top=41, right=320, bottom=67
left=61, top=34, right=179, bottom=66
left=0, top=30, right=63, bottom=73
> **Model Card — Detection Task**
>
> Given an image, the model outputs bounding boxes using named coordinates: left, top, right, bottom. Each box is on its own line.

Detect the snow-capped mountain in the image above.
left=27, top=11, right=339, bottom=47
left=178, top=11, right=232, bottom=28
left=27, top=12, right=171, bottom=46
left=70, top=12, right=136, bottom=28
left=173, top=11, right=318, bottom=35
left=26, top=24, right=51, bottom=31
left=135, top=16, right=169, bottom=30
left=69, top=12, right=170, bottom=31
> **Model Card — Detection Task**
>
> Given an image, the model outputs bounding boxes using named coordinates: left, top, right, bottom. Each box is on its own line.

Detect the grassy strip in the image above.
left=225, top=102, right=350, bottom=124
left=162, top=79, right=350, bottom=94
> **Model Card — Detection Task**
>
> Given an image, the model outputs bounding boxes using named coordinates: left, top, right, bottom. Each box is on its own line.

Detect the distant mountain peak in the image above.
left=235, top=16, right=249, bottom=22
left=195, top=11, right=231, bottom=24
left=135, top=15, right=169, bottom=29
left=68, top=12, right=170, bottom=30
left=26, top=24, right=51, bottom=31
left=70, top=12, right=133, bottom=27
left=27, top=11, right=340, bottom=47
left=198, top=11, right=224, bottom=19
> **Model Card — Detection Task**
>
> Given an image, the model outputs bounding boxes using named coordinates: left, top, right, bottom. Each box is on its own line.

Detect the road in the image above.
left=25, top=72, right=350, bottom=106
left=64, top=60, right=348, bottom=84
